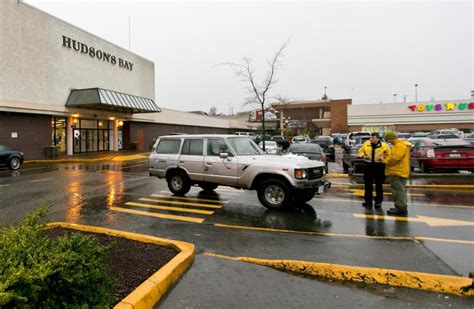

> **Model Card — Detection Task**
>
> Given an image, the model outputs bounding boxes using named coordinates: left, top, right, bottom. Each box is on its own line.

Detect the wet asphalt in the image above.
left=0, top=158, right=473, bottom=308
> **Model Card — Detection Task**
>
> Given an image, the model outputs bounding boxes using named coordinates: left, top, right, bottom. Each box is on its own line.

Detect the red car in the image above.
left=410, top=139, right=474, bottom=173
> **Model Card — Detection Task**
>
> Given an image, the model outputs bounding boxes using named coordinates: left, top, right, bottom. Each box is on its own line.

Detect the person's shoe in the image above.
left=386, top=208, right=408, bottom=216
left=362, top=202, right=373, bottom=208
left=374, top=203, right=382, bottom=209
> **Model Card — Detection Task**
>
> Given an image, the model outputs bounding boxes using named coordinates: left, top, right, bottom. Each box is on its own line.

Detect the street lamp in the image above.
left=393, top=94, right=398, bottom=103
left=414, top=84, right=419, bottom=103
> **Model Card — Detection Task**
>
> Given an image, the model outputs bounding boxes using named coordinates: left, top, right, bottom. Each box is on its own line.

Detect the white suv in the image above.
left=149, top=135, right=330, bottom=209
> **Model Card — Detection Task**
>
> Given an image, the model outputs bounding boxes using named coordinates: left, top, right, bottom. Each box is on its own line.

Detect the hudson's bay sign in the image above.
left=62, top=35, right=134, bottom=71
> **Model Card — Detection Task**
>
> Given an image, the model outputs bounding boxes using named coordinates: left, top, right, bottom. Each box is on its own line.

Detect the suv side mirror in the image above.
left=219, top=152, right=229, bottom=159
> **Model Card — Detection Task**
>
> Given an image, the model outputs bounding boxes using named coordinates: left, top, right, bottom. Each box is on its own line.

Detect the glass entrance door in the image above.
left=73, top=128, right=112, bottom=153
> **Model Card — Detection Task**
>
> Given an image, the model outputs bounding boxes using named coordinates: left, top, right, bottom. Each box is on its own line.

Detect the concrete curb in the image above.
left=46, top=222, right=195, bottom=308
left=24, top=153, right=149, bottom=164
left=204, top=253, right=474, bottom=297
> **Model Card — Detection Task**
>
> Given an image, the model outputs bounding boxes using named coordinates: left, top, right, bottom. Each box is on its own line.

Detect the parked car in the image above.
left=411, top=132, right=430, bottom=138
left=410, top=138, right=474, bottom=173
left=397, top=133, right=412, bottom=139
left=291, top=135, right=311, bottom=144
left=258, top=141, right=280, bottom=155
left=311, top=136, right=335, bottom=161
left=464, top=133, right=474, bottom=145
left=287, top=143, right=328, bottom=173
left=0, top=145, right=24, bottom=170
left=149, top=135, right=330, bottom=209
left=428, top=133, right=460, bottom=140
left=235, top=132, right=256, bottom=137
left=271, top=135, right=290, bottom=151
left=345, top=131, right=370, bottom=147
left=253, top=134, right=272, bottom=144
left=342, top=143, right=364, bottom=174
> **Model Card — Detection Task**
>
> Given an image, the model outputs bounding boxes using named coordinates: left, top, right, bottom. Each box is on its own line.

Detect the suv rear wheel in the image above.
left=167, top=171, right=191, bottom=195
left=257, top=179, right=294, bottom=210
left=199, top=182, right=218, bottom=192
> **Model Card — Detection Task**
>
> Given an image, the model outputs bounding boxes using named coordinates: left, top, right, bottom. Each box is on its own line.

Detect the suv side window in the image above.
left=182, top=139, right=204, bottom=156
left=207, top=139, right=232, bottom=156
left=156, top=139, right=181, bottom=154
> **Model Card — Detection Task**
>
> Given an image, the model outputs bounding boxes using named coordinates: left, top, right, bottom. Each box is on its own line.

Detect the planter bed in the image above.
left=46, top=227, right=178, bottom=303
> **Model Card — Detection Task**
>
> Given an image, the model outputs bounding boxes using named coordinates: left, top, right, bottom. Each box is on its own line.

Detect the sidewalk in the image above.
left=24, top=150, right=150, bottom=164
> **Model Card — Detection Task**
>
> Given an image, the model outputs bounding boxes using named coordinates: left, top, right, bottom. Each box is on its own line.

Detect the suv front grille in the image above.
left=308, top=167, right=324, bottom=180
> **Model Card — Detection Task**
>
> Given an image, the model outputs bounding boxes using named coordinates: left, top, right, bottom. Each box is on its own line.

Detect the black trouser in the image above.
left=363, top=163, right=386, bottom=205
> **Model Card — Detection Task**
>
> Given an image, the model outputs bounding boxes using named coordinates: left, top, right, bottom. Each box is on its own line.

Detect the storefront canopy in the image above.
left=66, top=88, right=160, bottom=113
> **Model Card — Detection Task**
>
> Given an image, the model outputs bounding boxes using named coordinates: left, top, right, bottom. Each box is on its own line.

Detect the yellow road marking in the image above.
left=30, top=178, right=52, bottom=183
left=313, top=197, right=473, bottom=209
left=151, top=194, right=227, bottom=204
left=353, top=213, right=474, bottom=227
left=330, top=181, right=474, bottom=189
left=110, top=206, right=204, bottom=223
left=140, top=198, right=222, bottom=209
left=126, top=202, right=214, bottom=215
left=213, top=223, right=474, bottom=245
left=203, top=252, right=474, bottom=296
left=122, top=162, right=147, bottom=169
left=325, top=173, right=350, bottom=178
left=349, top=189, right=424, bottom=197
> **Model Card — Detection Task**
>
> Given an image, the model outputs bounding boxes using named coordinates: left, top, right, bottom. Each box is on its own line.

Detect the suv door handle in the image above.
left=205, top=162, right=212, bottom=166
left=179, top=161, right=185, bottom=164
left=158, top=160, right=167, bottom=163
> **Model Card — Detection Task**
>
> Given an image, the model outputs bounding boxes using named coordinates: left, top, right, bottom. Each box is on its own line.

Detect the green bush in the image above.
left=0, top=204, right=115, bottom=307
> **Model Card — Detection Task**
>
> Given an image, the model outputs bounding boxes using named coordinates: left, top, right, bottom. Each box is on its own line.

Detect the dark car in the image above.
left=253, top=134, right=272, bottom=144
left=271, top=135, right=290, bottom=151
left=287, top=143, right=328, bottom=172
left=342, top=143, right=364, bottom=174
left=311, top=136, right=335, bottom=161
left=0, top=145, right=24, bottom=170
left=410, top=138, right=474, bottom=173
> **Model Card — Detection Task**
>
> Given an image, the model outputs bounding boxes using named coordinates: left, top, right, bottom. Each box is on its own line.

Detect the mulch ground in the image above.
left=46, top=227, right=178, bottom=303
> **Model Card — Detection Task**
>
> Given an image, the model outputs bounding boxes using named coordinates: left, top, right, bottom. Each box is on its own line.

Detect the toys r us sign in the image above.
left=409, top=102, right=474, bottom=112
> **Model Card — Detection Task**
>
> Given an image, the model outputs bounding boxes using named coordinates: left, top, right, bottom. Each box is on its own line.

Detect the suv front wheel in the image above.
left=167, top=171, right=191, bottom=195
left=257, top=179, right=294, bottom=210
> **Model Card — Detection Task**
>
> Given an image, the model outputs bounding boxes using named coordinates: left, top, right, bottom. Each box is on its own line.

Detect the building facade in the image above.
left=273, top=99, right=352, bottom=135
left=347, top=98, right=474, bottom=133
left=0, top=1, right=240, bottom=158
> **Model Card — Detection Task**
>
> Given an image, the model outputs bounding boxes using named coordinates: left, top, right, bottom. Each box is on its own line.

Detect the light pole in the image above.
left=414, top=84, right=418, bottom=103
left=393, top=93, right=398, bottom=103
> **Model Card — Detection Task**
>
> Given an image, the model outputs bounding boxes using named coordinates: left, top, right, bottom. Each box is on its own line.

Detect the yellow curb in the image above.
left=46, top=222, right=195, bottom=308
left=325, top=173, right=350, bottom=178
left=204, top=253, right=474, bottom=297
left=24, top=153, right=149, bottom=164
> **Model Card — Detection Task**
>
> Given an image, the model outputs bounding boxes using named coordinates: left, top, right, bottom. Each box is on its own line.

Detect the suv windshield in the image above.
left=228, top=137, right=264, bottom=155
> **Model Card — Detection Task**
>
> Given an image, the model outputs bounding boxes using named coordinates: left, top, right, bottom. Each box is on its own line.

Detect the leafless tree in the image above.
left=222, top=39, right=290, bottom=150
left=208, top=106, right=218, bottom=116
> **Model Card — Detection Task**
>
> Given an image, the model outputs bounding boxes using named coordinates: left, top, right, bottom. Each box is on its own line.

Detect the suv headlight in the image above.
left=294, top=169, right=307, bottom=179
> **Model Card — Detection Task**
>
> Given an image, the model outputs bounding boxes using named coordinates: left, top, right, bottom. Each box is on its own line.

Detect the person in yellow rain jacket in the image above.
left=357, top=133, right=391, bottom=209
left=383, top=131, right=412, bottom=216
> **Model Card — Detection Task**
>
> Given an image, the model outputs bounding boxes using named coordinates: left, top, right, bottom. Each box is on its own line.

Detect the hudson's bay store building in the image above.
left=1, top=1, right=241, bottom=158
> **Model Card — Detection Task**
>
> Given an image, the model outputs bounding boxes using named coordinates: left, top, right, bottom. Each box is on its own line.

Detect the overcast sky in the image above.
left=26, top=0, right=473, bottom=113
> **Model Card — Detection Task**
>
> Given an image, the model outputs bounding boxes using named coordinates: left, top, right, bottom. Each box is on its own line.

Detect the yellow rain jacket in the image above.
left=383, top=139, right=412, bottom=178
left=357, top=140, right=391, bottom=163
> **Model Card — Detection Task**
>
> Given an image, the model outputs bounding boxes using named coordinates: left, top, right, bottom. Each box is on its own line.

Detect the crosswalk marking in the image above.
left=125, top=202, right=214, bottom=215
left=111, top=206, right=204, bottom=223
left=151, top=194, right=227, bottom=204
left=140, top=197, right=222, bottom=209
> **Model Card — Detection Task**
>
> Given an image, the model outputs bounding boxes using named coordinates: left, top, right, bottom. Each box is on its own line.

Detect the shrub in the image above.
left=0, top=203, right=115, bottom=307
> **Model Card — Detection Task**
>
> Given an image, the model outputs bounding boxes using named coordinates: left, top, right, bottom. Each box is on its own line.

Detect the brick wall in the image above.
left=330, top=99, right=351, bottom=133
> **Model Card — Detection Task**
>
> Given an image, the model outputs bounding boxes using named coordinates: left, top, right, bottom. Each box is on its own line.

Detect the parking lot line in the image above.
left=125, top=201, right=214, bottom=215
left=151, top=194, right=227, bottom=204
left=30, top=178, right=52, bottom=183
left=110, top=206, right=205, bottom=223
left=213, top=223, right=474, bottom=245
left=140, top=198, right=222, bottom=209
left=312, top=197, right=473, bottom=209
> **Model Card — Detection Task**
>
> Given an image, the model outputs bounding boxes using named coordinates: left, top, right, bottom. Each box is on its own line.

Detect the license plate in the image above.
left=449, top=153, right=461, bottom=158
left=317, top=185, right=324, bottom=194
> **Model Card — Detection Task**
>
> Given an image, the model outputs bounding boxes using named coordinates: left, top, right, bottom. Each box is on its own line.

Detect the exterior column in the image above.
left=113, top=120, right=119, bottom=151
left=66, top=116, right=74, bottom=156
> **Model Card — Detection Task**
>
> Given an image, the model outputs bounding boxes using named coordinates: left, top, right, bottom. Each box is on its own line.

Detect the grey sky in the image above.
left=26, top=0, right=473, bottom=113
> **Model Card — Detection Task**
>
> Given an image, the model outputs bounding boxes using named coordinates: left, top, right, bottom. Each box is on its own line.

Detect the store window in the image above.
left=52, top=117, right=67, bottom=154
